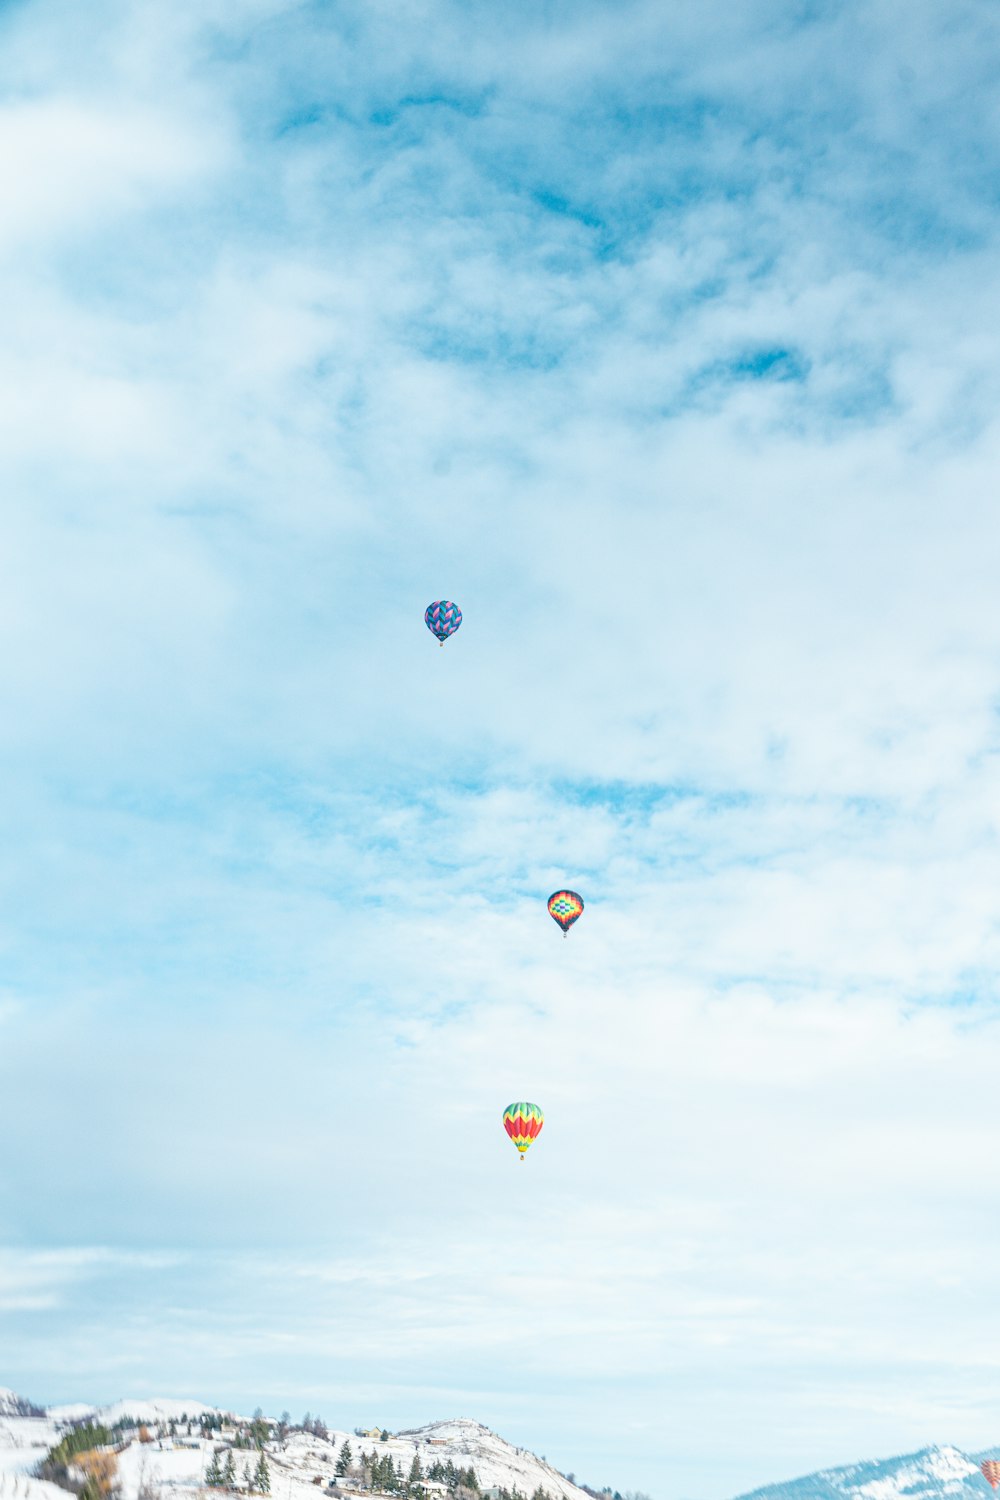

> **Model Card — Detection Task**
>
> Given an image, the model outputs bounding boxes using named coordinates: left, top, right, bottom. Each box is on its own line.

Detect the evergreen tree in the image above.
left=336, top=1443, right=353, bottom=1478
left=242, top=1463, right=253, bottom=1491
left=38, top=1422, right=114, bottom=1484
left=223, top=1452, right=237, bottom=1490
left=205, top=1455, right=224, bottom=1488
left=253, top=1456, right=271, bottom=1495
left=409, top=1459, right=423, bottom=1486
left=380, top=1432, right=389, bottom=1444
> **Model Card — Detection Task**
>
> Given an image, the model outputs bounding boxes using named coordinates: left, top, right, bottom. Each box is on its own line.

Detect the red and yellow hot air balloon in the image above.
left=981, top=1463, right=1000, bottom=1491
left=547, top=889, right=584, bottom=937
left=503, top=1101, right=544, bottom=1161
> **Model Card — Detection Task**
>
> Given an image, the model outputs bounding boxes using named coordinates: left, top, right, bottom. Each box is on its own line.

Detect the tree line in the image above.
left=36, top=1423, right=116, bottom=1500
left=205, top=1451, right=271, bottom=1494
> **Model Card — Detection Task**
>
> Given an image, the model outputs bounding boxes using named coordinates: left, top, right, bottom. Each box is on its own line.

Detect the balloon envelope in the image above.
left=503, top=1101, right=544, bottom=1157
left=547, top=889, right=584, bottom=935
left=982, top=1463, right=1000, bottom=1491
left=425, top=600, right=463, bottom=643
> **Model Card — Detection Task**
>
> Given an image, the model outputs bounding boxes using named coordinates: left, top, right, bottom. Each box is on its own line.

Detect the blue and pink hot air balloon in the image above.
left=425, top=600, right=463, bottom=645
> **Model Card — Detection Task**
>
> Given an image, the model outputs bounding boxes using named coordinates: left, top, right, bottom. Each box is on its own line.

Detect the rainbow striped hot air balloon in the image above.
left=425, top=600, right=463, bottom=645
left=503, top=1101, right=544, bottom=1161
left=547, top=889, right=584, bottom=937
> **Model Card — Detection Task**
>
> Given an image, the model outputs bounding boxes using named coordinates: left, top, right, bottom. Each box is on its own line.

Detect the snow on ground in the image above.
left=0, top=1395, right=594, bottom=1500
left=392, top=1421, right=589, bottom=1500
left=5, top=1387, right=1000, bottom=1500
left=0, top=1419, right=63, bottom=1477
left=0, top=1470, right=73, bottom=1500
left=116, top=1439, right=215, bottom=1499
left=115, top=1422, right=595, bottom=1500
left=110, top=1421, right=594, bottom=1500
left=850, top=1448, right=982, bottom=1500
left=736, top=1444, right=994, bottom=1500
left=0, top=1402, right=41, bottom=1423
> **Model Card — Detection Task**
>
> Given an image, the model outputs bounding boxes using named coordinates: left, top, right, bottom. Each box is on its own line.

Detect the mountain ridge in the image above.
left=0, top=1400, right=599, bottom=1500
left=3, top=1389, right=1000, bottom=1500
left=733, top=1442, right=1000, bottom=1500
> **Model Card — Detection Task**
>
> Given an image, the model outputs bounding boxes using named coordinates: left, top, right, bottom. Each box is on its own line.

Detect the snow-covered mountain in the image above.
left=0, top=1391, right=62, bottom=1483
left=0, top=1398, right=42, bottom=1423
left=0, top=1399, right=593, bottom=1500
left=0, top=1469, right=72, bottom=1500
left=68, top=1401, right=220, bottom=1429
left=6, top=1390, right=1000, bottom=1500
left=254, top=1418, right=593, bottom=1500
left=734, top=1444, right=1000, bottom=1500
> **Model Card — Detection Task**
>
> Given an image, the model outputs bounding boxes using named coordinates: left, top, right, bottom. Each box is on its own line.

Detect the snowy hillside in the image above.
left=10, top=1392, right=1000, bottom=1500
left=0, top=1395, right=219, bottom=1485
left=374, top=1420, right=588, bottom=1500
left=0, top=1393, right=61, bottom=1481
left=0, top=1401, right=40, bottom=1424
left=0, top=1469, right=73, bottom=1500
left=0, top=1399, right=594, bottom=1500
left=734, top=1444, right=1000, bottom=1500
left=82, top=1402, right=220, bottom=1429
left=248, top=1419, right=593, bottom=1500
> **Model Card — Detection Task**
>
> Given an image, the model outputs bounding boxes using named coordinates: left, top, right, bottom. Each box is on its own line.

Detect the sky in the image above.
left=2, top=0, right=1000, bottom=1496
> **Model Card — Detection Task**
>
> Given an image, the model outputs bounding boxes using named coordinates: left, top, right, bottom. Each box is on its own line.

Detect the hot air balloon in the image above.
left=425, top=600, right=462, bottom=645
left=982, top=1463, right=1000, bottom=1491
left=547, top=889, right=584, bottom=937
left=503, top=1101, right=544, bottom=1160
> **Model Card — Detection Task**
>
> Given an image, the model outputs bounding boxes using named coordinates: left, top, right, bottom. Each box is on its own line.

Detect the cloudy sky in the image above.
left=3, top=0, right=1000, bottom=1496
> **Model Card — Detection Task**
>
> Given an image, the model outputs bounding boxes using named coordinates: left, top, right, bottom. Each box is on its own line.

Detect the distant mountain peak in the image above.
left=0, top=1389, right=45, bottom=1419
left=735, top=1441, right=985, bottom=1500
